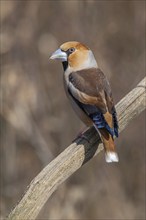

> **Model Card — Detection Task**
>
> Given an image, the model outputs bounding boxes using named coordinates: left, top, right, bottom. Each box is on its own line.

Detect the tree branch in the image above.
left=8, top=77, right=146, bottom=220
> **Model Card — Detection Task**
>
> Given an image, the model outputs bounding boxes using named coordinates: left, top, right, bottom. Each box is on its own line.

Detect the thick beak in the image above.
left=50, top=48, right=67, bottom=62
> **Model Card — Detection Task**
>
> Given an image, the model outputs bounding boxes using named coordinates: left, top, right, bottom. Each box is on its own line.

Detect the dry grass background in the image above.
left=0, top=1, right=145, bottom=219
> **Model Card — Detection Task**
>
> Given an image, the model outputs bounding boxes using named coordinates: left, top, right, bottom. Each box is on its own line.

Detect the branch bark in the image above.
left=8, top=77, right=146, bottom=220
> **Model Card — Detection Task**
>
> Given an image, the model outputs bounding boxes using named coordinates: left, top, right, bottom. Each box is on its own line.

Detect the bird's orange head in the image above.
left=50, top=41, right=97, bottom=71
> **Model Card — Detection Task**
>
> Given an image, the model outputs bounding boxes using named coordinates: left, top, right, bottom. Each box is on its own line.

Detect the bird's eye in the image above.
left=68, top=47, right=75, bottom=53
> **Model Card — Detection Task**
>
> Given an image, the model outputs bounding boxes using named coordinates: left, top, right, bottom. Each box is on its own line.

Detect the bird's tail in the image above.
left=99, top=128, right=119, bottom=163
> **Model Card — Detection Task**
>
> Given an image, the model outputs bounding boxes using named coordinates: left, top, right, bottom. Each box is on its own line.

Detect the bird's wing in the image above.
left=68, top=68, right=118, bottom=137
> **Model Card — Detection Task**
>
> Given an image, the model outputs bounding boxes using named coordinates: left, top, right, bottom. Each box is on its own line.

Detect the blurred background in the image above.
left=0, top=1, right=145, bottom=219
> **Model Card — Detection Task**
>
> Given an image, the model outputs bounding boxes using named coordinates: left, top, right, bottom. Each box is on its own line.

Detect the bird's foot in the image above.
left=72, top=128, right=91, bottom=143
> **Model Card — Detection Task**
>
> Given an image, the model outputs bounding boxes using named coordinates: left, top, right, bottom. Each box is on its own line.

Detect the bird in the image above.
left=50, top=41, right=119, bottom=163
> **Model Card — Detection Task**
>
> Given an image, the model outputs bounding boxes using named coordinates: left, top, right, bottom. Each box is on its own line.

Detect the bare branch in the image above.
left=8, top=77, right=146, bottom=220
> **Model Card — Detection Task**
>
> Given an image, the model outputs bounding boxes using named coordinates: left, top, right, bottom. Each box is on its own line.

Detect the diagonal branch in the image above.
left=8, top=77, right=146, bottom=220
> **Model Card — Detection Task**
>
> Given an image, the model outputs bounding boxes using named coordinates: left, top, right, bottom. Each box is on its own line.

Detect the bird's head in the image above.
left=50, top=41, right=98, bottom=71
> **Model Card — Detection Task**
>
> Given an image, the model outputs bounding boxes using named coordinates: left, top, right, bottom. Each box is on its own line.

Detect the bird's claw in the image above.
left=72, top=133, right=91, bottom=143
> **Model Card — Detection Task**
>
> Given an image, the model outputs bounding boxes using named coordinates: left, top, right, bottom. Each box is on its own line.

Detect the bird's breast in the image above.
left=63, top=75, right=93, bottom=127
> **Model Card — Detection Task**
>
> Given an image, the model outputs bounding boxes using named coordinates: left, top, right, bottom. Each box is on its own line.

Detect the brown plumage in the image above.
left=50, top=41, right=119, bottom=162
left=68, top=68, right=113, bottom=113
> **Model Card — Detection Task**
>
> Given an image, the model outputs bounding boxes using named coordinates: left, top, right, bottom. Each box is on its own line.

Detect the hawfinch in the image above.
left=50, top=41, right=119, bottom=163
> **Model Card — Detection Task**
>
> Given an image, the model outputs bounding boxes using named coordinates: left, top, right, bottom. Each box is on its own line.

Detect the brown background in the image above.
left=0, top=1, right=145, bottom=219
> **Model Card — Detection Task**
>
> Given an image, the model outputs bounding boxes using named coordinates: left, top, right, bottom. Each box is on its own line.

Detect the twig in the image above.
left=8, top=77, right=146, bottom=220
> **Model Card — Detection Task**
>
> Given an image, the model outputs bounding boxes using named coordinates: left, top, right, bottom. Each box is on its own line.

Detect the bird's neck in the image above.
left=62, top=50, right=98, bottom=73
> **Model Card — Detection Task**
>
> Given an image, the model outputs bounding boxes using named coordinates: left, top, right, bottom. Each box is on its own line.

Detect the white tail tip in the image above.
left=105, top=152, right=119, bottom=163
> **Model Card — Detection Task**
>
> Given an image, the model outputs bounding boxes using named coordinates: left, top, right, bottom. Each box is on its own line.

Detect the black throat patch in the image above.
left=62, top=61, right=68, bottom=71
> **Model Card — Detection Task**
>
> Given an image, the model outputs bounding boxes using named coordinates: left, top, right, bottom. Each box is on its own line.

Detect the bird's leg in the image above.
left=72, top=126, right=91, bottom=143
